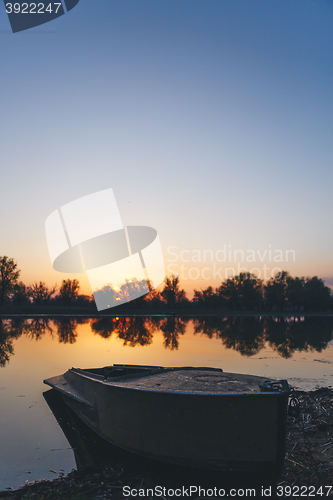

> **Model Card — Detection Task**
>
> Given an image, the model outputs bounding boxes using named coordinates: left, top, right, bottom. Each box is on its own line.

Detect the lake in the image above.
left=1, top=315, right=333, bottom=491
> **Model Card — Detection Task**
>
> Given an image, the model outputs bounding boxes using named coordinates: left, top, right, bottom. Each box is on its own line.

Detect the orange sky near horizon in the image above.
left=17, top=254, right=333, bottom=301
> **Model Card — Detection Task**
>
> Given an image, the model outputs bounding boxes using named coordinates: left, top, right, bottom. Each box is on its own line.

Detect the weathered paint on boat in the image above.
left=44, top=365, right=290, bottom=475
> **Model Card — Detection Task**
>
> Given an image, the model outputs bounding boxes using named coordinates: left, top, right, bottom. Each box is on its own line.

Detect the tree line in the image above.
left=0, top=255, right=332, bottom=311
left=0, top=256, right=91, bottom=306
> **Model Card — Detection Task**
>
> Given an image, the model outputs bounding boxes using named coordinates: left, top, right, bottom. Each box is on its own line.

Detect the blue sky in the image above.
left=1, top=0, right=333, bottom=294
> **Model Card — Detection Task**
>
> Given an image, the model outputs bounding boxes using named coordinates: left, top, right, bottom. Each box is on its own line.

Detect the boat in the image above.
left=44, top=364, right=290, bottom=477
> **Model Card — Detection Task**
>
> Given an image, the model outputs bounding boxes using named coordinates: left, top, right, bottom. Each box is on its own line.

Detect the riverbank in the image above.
left=0, top=388, right=332, bottom=500
left=2, top=308, right=333, bottom=317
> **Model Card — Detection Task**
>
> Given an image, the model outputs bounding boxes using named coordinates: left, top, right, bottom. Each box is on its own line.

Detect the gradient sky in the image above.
left=1, top=0, right=333, bottom=296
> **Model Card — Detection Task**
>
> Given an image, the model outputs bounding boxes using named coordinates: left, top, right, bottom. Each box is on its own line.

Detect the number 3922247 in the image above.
left=5, top=3, right=62, bottom=14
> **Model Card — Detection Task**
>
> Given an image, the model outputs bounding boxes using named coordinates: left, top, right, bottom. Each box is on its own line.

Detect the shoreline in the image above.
left=2, top=310, right=333, bottom=318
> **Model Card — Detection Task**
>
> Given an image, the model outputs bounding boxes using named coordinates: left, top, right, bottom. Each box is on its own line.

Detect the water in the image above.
left=1, top=315, right=333, bottom=491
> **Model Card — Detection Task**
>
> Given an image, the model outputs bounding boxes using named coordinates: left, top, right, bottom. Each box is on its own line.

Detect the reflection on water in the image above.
left=91, top=316, right=160, bottom=346
left=1, top=316, right=333, bottom=367
left=1, top=315, right=333, bottom=491
left=161, top=317, right=187, bottom=350
left=193, top=316, right=333, bottom=358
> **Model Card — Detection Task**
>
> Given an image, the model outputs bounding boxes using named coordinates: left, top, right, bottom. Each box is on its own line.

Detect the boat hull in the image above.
left=44, top=367, right=289, bottom=476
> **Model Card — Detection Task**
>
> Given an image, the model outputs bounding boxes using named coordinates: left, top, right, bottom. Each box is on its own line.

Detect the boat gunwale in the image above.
left=66, top=367, right=290, bottom=397
left=43, top=374, right=95, bottom=408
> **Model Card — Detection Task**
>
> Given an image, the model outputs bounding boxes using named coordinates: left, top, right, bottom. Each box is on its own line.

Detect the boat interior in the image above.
left=78, top=364, right=224, bottom=382
left=81, top=364, right=166, bottom=381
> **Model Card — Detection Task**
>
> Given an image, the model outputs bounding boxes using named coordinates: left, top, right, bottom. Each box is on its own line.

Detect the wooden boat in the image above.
left=44, top=365, right=290, bottom=476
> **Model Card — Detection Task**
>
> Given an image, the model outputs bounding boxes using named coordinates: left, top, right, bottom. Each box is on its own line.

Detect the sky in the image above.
left=1, top=0, right=333, bottom=297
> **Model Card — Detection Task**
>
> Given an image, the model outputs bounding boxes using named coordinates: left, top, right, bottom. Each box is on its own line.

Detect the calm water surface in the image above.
left=1, top=315, right=333, bottom=490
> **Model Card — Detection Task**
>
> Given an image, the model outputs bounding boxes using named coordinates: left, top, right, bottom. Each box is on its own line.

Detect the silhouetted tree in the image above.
left=217, top=278, right=240, bottom=309
left=264, top=271, right=290, bottom=310
left=28, top=281, right=57, bottom=305
left=143, top=286, right=163, bottom=307
left=217, top=273, right=263, bottom=310
left=75, top=293, right=94, bottom=307
left=303, top=276, right=332, bottom=311
left=0, top=256, right=20, bottom=304
left=93, top=285, right=117, bottom=309
left=238, top=273, right=263, bottom=309
left=285, top=276, right=305, bottom=310
left=94, top=279, right=149, bottom=309
left=161, top=276, right=187, bottom=308
left=193, top=286, right=221, bottom=308
left=58, top=279, right=80, bottom=305
left=11, top=281, right=30, bottom=305
left=119, top=279, right=149, bottom=303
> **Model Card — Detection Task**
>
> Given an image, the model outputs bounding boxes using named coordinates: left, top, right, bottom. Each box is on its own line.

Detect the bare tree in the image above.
left=12, top=281, right=29, bottom=305
left=0, top=256, right=20, bottom=304
left=58, top=279, right=80, bottom=305
left=161, top=275, right=187, bottom=308
left=28, top=282, right=57, bottom=305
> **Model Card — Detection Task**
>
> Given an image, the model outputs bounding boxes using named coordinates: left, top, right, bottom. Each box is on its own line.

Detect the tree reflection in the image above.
left=160, top=317, right=189, bottom=350
left=90, top=317, right=161, bottom=347
left=192, top=316, right=333, bottom=358
left=91, top=316, right=190, bottom=350
left=1, top=315, right=333, bottom=367
left=5, top=318, right=31, bottom=337
left=265, top=317, right=333, bottom=358
left=116, top=317, right=154, bottom=347
left=194, top=317, right=265, bottom=356
left=219, top=317, right=265, bottom=356
left=25, top=318, right=54, bottom=340
left=90, top=317, right=117, bottom=339
left=54, top=319, right=78, bottom=344
left=193, top=317, right=227, bottom=339
left=0, top=321, right=16, bottom=366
